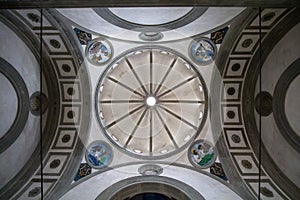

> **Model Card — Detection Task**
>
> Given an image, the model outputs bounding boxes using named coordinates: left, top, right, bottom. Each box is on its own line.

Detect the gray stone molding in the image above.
left=0, top=9, right=60, bottom=199
left=211, top=8, right=258, bottom=200
left=242, top=8, right=300, bottom=200
left=273, top=58, right=300, bottom=153
left=94, top=7, right=208, bottom=32
left=61, top=161, right=241, bottom=199
left=0, top=8, right=91, bottom=200
left=41, top=9, right=92, bottom=200
left=96, top=175, right=205, bottom=200
left=0, top=57, right=29, bottom=153
left=211, top=7, right=299, bottom=200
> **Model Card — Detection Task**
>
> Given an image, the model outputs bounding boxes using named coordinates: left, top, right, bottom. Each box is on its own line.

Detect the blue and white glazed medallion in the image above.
left=189, top=37, right=217, bottom=65
left=85, top=38, right=113, bottom=66
left=85, top=141, right=113, bottom=169
left=188, top=139, right=217, bottom=169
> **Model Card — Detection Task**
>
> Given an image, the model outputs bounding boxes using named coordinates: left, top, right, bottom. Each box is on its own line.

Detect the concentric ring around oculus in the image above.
left=95, top=46, right=208, bottom=159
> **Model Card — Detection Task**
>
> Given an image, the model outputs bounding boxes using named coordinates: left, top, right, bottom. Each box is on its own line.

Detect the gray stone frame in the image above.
left=0, top=9, right=61, bottom=199
left=242, top=8, right=300, bottom=199
left=94, top=7, right=208, bottom=32
left=273, top=58, right=300, bottom=153
left=210, top=8, right=258, bottom=200
left=95, top=176, right=205, bottom=200
left=0, top=57, right=29, bottom=153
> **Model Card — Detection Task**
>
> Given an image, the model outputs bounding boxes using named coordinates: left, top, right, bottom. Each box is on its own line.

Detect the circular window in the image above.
left=189, top=37, right=217, bottom=65
left=95, top=47, right=208, bottom=159
left=85, top=38, right=113, bottom=66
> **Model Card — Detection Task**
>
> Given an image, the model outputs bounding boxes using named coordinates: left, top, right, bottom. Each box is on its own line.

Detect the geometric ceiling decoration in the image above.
left=73, top=163, right=92, bottom=181
left=210, top=26, right=229, bottom=44
left=73, top=27, right=92, bottom=45
left=211, top=7, right=299, bottom=200
left=210, top=162, right=228, bottom=181
left=95, top=46, right=208, bottom=159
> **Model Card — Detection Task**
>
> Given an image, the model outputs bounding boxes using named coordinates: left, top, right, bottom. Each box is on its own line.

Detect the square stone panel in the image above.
left=60, top=81, right=81, bottom=102
left=15, top=9, right=54, bottom=30
left=60, top=105, right=81, bottom=125
left=248, top=8, right=288, bottom=29
left=42, top=153, right=70, bottom=176
left=246, top=179, right=289, bottom=199
left=17, top=179, right=55, bottom=200
left=222, top=81, right=242, bottom=101
left=232, top=153, right=259, bottom=175
left=42, top=33, right=69, bottom=55
left=224, top=57, right=249, bottom=78
left=221, top=104, right=242, bottom=125
left=224, top=128, right=249, bottom=149
left=233, top=33, right=260, bottom=54
left=53, top=128, right=77, bottom=149
left=53, top=58, right=77, bottom=79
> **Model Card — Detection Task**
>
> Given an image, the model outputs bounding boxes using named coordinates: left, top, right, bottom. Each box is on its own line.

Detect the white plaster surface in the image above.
left=109, top=7, right=192, bottom=25
left=0, top=21, right=40, bottom=189
left=285, top=75, right=300, bottom=136
left=0, top=73, right=18, bottom=138
left=58, top=7, right=244, bottom=42
left=60, top=164, right=242, bottom=200
left=257, top=22, right=300, bottom=187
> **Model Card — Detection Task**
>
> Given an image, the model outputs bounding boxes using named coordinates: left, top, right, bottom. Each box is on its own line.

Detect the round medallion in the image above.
left=85, top=141, right=113, bottom=169
left=30, top=92, right=48, bottom=116
left=189, top=37, right=217, bottom=65
left=188, top=139, right=217, bottom=169
left=85, top=38, right=113, bottom=66
left=95, top=46, right=208, bottom=159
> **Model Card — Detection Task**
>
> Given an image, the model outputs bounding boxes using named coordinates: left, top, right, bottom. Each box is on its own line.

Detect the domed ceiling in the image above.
left=95, top=47, right=208, bottom=158
left=0, top=4, right=299, bottom=200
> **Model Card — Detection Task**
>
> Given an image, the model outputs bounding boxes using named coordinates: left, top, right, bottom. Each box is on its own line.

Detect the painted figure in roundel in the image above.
left=189, top=37, right=216, bottom=65
left=195, top=41, right=214, bottom=59
left=86, top=38, right=113, bottom=65
left=189, top=140, right=216, bottom=168
left=88, top=42, right=110, bottom=63
left=86, top=141, right=113, bottom=169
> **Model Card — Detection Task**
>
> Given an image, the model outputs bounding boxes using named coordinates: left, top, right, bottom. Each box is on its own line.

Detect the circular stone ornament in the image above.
left=188, top=139, right=217, bottom=169
left=139, top=32, right=163, bottom=41
left=85, top=38, right=113, bottom=66
left=85, top=141, right=113, bottom=169
left=30, top=92, right=48, bottom=116
left=95, top=46, right=208, bottom=159
left=189, top=37, right=217, bottom=65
